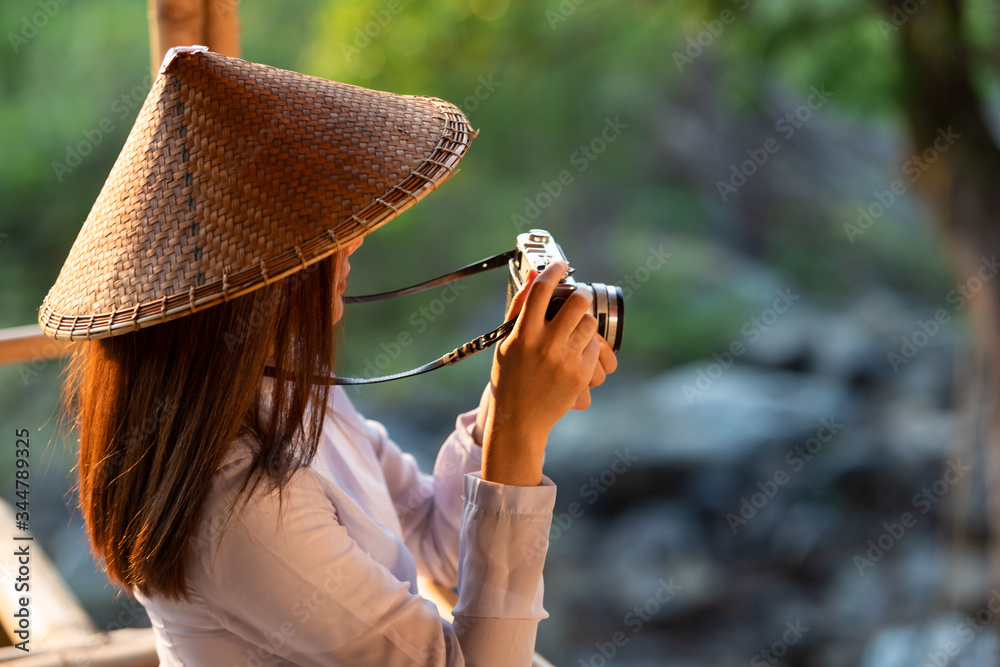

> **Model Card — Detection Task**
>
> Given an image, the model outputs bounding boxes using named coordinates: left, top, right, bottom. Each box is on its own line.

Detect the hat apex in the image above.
left=39, top=48, right=475, bottom=341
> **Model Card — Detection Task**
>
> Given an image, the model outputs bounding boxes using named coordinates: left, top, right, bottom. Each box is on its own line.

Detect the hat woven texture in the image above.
left=38, top=48, right=475, bottom=341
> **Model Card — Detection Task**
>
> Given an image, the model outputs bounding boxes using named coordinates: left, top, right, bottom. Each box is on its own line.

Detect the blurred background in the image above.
left=3, top=0, right=1000, bottom=665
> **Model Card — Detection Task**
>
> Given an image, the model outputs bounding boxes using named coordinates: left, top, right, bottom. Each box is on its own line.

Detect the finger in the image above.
left=572, top=387, right=592, bottom=411
left=518, top=260, right=569, bottom=333
left=580, top=335, right=601, bottom=370
left=567, top=312, right=599, bottom=355
left=504, top=269, right=538, bottom=321
left=473, top=384, right=492, bottom=445
left=479, top=381, right=493, bottom=407
left=589, top=362, right=607, bottom=389
left=596, top=335, right=618, bottom=374
left=549, top=287, right=596, bottom=342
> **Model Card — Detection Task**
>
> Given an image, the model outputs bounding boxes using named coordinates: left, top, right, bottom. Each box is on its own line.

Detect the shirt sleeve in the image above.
left=362, top=408, right=485, bottom=587
left=196, top=462, right=557, bottom=667
left=452, top=472, right=557, bottom=667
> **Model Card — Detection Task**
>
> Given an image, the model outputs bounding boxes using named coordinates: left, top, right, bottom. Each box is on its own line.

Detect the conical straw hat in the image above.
left=38, top=46, right=475, bottom=341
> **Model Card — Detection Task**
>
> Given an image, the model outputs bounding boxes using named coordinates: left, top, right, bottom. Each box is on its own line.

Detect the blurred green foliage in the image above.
left=3, top=0, right=998, bottom=409
left=3, top=0, right=1000, bottom=640
left=5, top=0, right=994, bottom=386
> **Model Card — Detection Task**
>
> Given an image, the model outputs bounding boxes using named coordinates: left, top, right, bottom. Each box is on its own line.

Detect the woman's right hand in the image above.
left=480, top=259, right=616, bottom=486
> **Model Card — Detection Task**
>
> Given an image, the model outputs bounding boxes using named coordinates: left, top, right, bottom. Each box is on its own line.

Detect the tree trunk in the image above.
left=891, top=0, right=1000, bottom=587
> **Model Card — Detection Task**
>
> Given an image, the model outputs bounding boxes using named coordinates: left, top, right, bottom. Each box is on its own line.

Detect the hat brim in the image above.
left=38, top=49, right=475, bottom=341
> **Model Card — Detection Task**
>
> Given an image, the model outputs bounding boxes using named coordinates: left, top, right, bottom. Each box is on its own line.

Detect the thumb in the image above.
left=504, top=269, right=538, bottom=321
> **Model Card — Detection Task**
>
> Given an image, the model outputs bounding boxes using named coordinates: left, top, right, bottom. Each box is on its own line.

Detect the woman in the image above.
left=42, top=48, right=616, bottom=665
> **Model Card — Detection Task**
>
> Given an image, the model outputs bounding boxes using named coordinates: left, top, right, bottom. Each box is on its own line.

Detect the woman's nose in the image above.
left=346, top=238, right=364, bottom=255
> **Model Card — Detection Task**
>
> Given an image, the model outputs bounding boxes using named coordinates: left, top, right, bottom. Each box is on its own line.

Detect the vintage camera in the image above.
left=507, top=229, right=623, bottom=353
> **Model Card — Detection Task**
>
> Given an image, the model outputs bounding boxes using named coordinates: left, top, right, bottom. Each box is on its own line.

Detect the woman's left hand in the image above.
left=471, top=273, right=617, bottom=446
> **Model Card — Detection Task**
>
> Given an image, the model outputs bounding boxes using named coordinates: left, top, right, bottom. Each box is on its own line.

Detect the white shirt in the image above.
left=134, top=384, right=557, bottom=666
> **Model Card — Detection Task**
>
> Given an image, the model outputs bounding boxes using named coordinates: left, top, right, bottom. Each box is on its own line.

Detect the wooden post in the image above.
left=0, top=325, right=72, bottom=368
left=148, top=0, right=240, bottom=79
left=205, top=0, right=241, bottom=62
left=889, top=0, right=1000, bottom=592
left=0, top=499, right=96, bottom=648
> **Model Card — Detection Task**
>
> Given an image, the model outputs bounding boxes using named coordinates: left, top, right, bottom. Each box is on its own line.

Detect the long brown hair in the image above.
left=62, top=254, right=342, bottom=600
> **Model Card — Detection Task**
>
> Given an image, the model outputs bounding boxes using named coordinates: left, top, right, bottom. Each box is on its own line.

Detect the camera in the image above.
left=507, top=229, right=623, bottom=353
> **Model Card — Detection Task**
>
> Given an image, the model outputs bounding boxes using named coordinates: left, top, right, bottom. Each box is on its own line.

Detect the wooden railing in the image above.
left=0, top=326, right=72, bottom=368
left=0, top=325, right=556, bottom=666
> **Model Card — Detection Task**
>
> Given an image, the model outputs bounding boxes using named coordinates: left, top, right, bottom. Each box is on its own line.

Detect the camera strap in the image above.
left=263, top=250, right=517, bottom=385
left=343, top=250, right=516, bottom=303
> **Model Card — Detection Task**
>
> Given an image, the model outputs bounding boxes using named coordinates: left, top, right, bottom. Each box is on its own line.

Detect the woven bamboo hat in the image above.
left=38, top=46, right=475, bottom=341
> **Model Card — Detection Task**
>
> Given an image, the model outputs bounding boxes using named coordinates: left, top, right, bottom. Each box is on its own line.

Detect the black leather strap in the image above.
left=263, top=317, right=517, bottom=385
left=263, top=249, right=517, bottom=385
left=342, top=250, right=515, bottom=303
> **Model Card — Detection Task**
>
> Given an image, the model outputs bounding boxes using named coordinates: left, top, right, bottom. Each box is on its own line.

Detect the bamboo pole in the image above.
left=0, top=325, right=72, bottom=368
left=204, top=0, right=241, bottom=61
left=148, top=0, right=240, bottom=79
left=0, top=499, right=96, bottom=651
left=0, top=628, right=157, bottom=665
left=147, top=0, right=203, bottom=78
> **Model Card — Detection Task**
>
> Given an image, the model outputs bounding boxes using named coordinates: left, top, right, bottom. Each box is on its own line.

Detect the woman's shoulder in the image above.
left=326, top=385, right=366, bottom=428
left=195, top=433, right=340, bottom=547
left=324, top=385, right=389, bottom=452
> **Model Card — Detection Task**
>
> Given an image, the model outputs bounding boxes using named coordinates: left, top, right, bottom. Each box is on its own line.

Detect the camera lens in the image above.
left=589, top=282, right=623, bottom=354
left=544, top=283, right=623, bottom=353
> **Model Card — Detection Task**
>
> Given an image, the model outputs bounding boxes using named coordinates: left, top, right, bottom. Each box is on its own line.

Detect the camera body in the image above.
left=507, top=229, right=623, bottom=353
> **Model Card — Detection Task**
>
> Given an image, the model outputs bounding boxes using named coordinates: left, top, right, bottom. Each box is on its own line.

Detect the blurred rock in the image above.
left=532, top=292, right=984, bottom=667
left=859, top=616, right=1000, bottom=667
left=547, top=363, right=855, bottom=470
